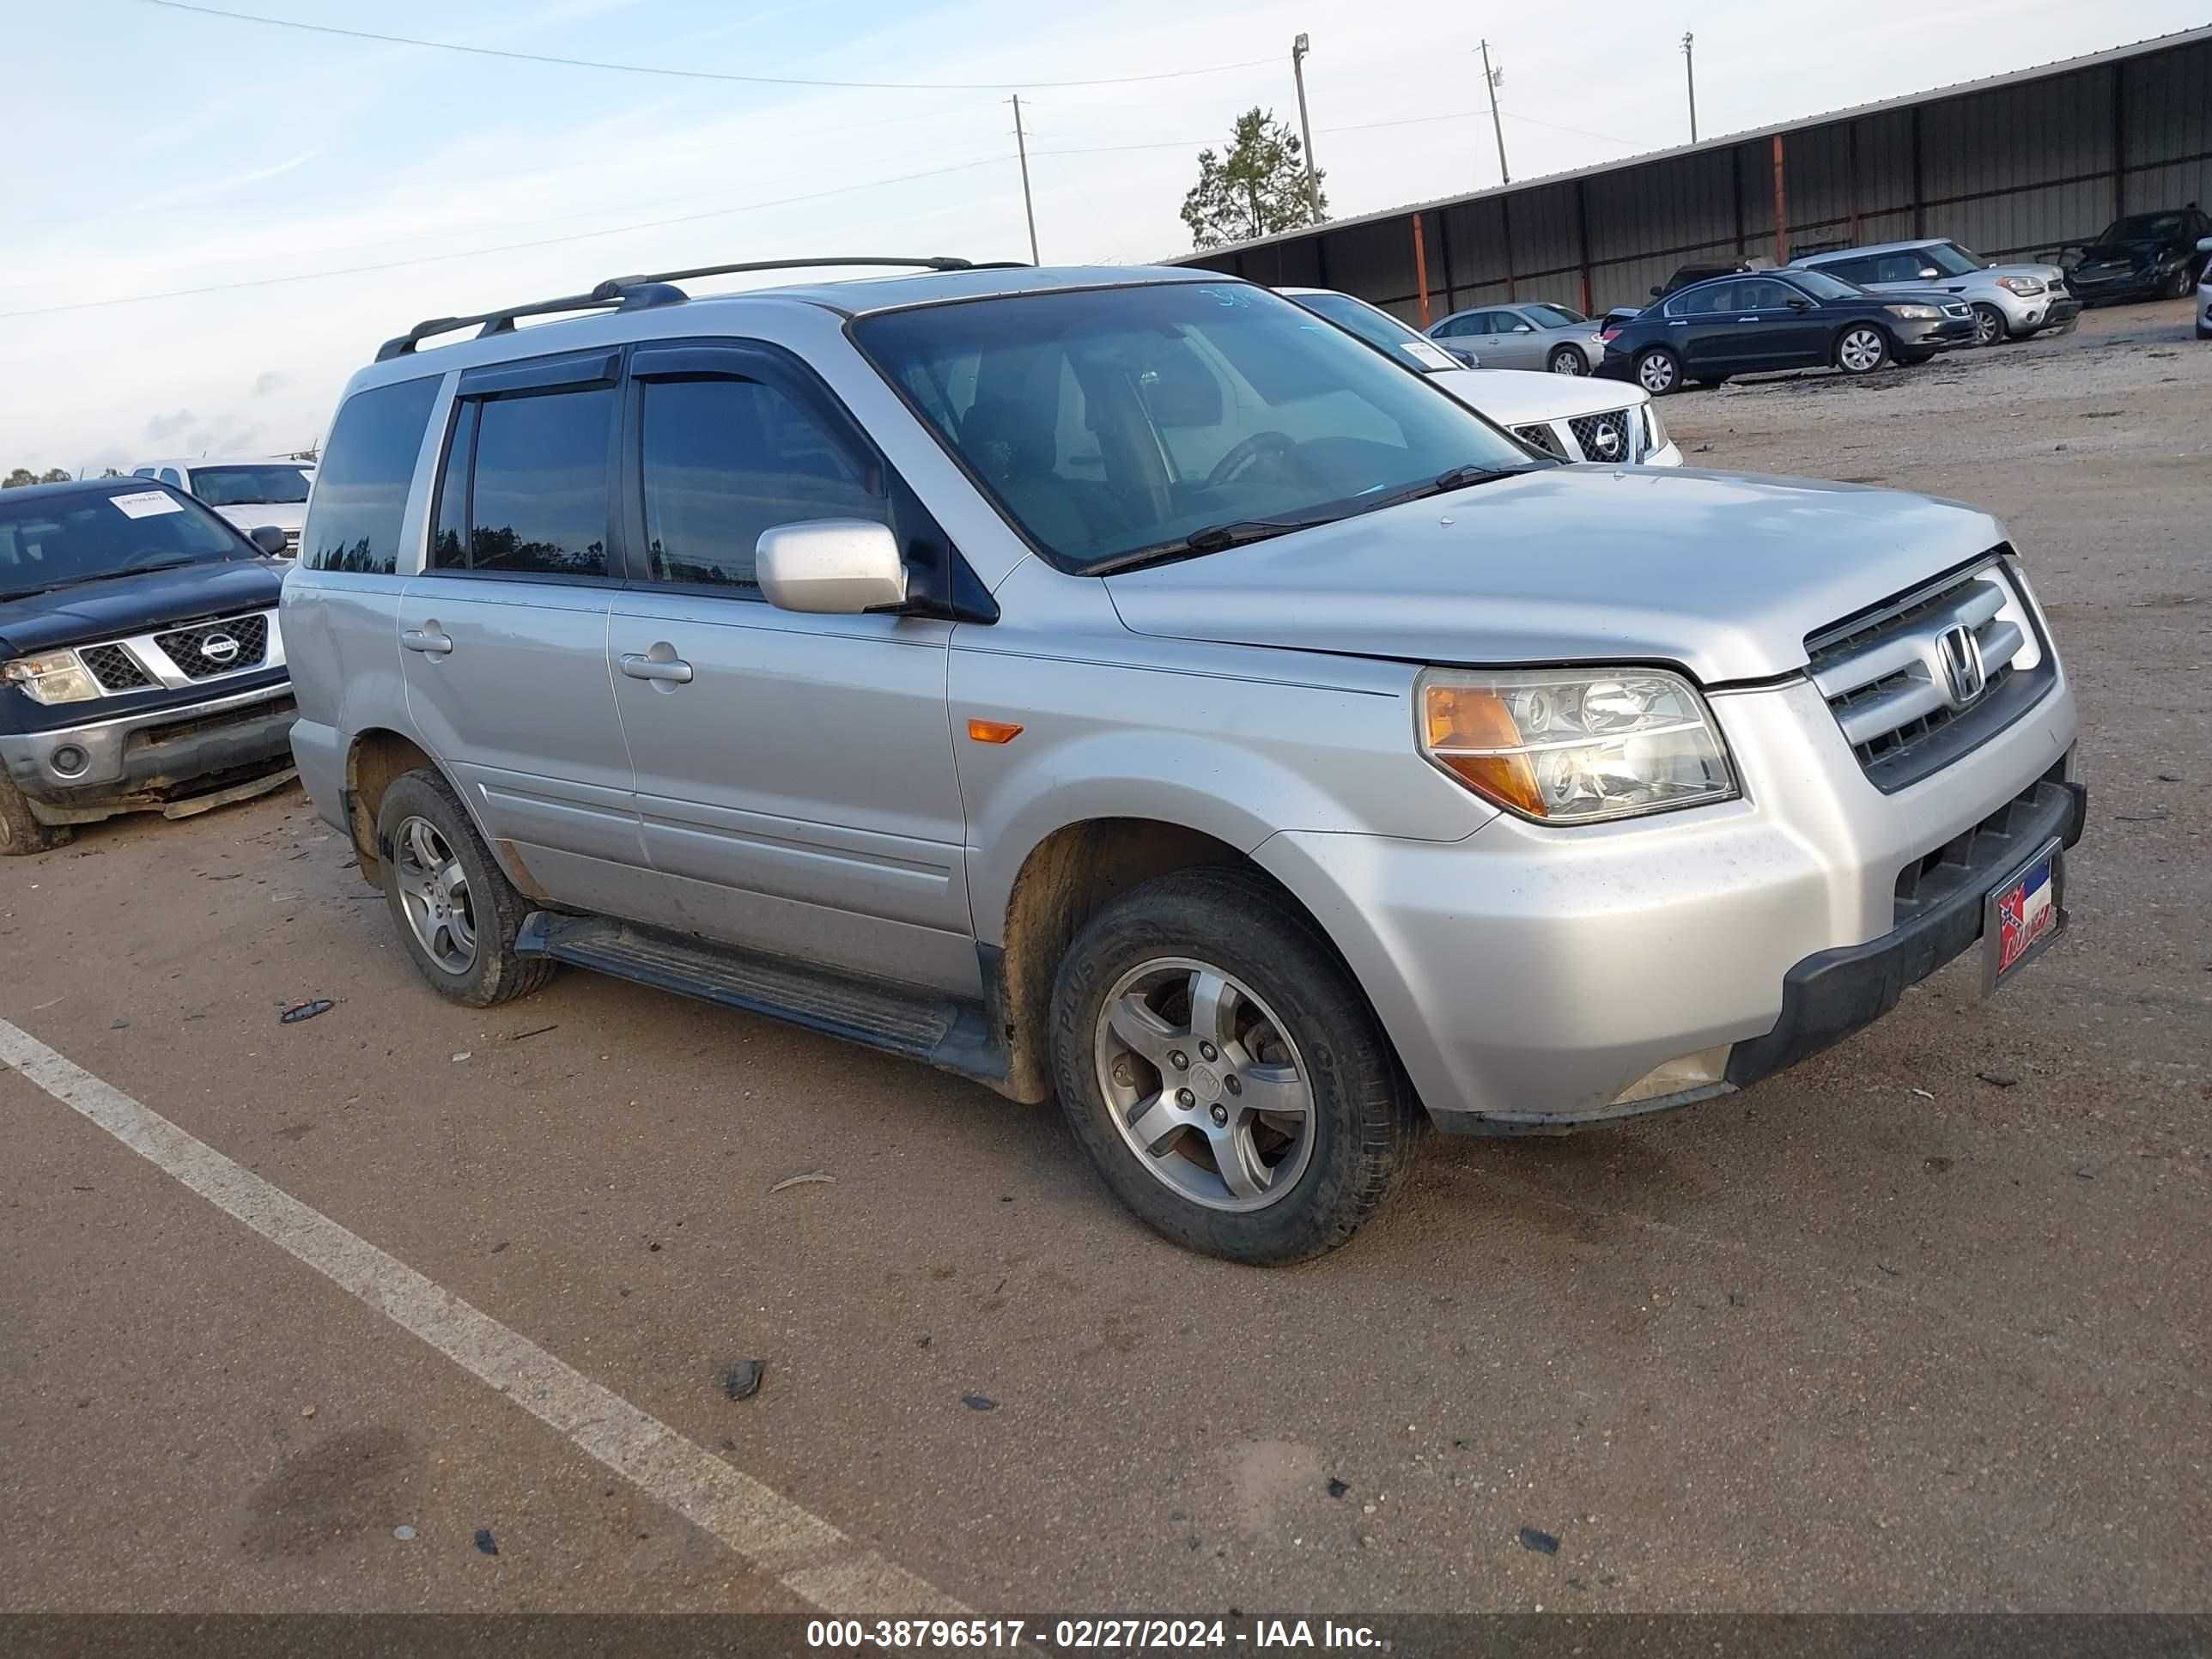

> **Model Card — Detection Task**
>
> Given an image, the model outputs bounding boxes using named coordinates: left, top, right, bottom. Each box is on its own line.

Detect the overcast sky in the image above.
left=7, top=0, right=2203, bottom=474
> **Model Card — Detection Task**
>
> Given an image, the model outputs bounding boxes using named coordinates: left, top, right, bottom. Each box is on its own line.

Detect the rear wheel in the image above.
left=1050, top=868, right=1421, bottom=1265
left=1835, top=325, right=1891, bottom=374
left=375, top=769, right=553, bottom=1006
left=1635, top=347, right=1682, bottom=396
left=1971, top=303, right=2008, bottom=347
left=1547, top=344, right=1588, bottom=376
left=0, top=774, right=69, bottom=857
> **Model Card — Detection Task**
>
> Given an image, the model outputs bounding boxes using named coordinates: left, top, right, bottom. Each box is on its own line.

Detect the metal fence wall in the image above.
left=1176, top=32, right=2212, bottom=327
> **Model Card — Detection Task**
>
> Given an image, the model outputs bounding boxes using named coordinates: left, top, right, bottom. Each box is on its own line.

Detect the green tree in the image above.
left=39, top=467, right=70, bottom=483
left=3, top=468, right=38, bottom=489
left=1181, top=107, right=1326, bottom=250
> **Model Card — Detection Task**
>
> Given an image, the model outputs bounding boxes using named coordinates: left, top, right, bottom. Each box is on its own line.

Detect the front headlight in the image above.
left=1643, top=401, right=1669, bottom=453
left=1996, top=276, right=2044, bottom=296
left=1418, top=666, right=1738, bottom=823
left=3, top=649, right=102, bottom=705
left=1884, top=303, right=1942, bottom=320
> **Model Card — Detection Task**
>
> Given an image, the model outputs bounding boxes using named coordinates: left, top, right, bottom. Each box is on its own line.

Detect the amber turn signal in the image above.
left=1420, top=685, right=1544, bottom=817
left=966, top=718, right=1024, bottom=744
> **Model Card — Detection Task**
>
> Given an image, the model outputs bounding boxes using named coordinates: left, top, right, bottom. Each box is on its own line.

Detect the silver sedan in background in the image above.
left=1429, top=301, right=1607, bottom=374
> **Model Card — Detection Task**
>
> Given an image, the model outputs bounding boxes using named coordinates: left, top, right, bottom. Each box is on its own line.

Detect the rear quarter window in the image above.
left=303, top=376, right=441, bottom=574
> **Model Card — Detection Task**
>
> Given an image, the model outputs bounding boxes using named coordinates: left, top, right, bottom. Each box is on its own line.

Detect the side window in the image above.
left=303, top=374, right=441, bottom=574
left=639, top=376, right=883, bottom=590
left=1737, top=280, right=1796, bottom=310
left=428, top=402, right=477, bottom=571
left=465, top=388, right=614, bottom=577
left=160, top=468, right=182, bottom=487
left=132, top=466, right=156, bottom=478
left=1666, top=285, right=1718, bottom=318
left=1874, top=253, right=1924, bottom=283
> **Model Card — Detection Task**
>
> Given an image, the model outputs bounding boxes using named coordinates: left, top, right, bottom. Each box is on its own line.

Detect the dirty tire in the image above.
left=1050, top=867, right=1422, bottom=1266
left=1971, top=303, right=2008, bottom=347
left=0, top=772, right=69, bottom=856
left=375, top=769, right=553, bottom=1007
left=1547, top=344, right=1587, bottom=376
left=2161, top=263, right=2193, bottom=301
left=1835, top=324, right=1892, bottom=374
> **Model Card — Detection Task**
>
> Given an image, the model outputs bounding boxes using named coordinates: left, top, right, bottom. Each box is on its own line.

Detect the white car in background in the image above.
left=1283, top=287, right=1682, bottom=466
left=2198, top=234, right=2212, bottom=340
left=131, top=457, right=315, bottom=556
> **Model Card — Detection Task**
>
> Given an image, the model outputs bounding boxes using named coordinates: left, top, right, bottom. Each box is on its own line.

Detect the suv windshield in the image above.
left=0, top=486, right=246, bottom=599
left=2098, top=212, right=2187, bottom=245
left=854, top=283, right=1533, bottom=574
left=1926, top=242, right=1989, bottom=276
left=1286, top=290, right=1451, bottom=368
left=1787, top=269, right=1866, bottom=301
left=190, top=464, right=313, bottom=507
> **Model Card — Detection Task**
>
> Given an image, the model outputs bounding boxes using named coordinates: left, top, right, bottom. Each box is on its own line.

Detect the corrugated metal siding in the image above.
left=1176, top=34, right=2212, bottom=313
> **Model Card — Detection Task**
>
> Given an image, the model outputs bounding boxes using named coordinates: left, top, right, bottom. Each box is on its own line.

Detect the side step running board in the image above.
left=516, top=913, right=1006, bottom=1087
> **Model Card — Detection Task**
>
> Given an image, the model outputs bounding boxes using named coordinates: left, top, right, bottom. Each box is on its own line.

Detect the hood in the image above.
left=0, top=559, right=285, bottom=658
left=1428, top=368, right=1646, bottom=426
left=2079, top=240, right=2170, bottom=269
left=213, top=501, right=307, bottom=534
left=1103, top=467, right=2003, bottom=685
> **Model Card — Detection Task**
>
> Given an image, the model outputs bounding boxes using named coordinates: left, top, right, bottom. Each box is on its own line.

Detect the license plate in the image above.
left=1981, top=837, right=2065, bottom=995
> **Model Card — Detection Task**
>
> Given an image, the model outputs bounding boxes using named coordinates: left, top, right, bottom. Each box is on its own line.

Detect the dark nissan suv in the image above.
left=0, top=477, right=298, bottom=854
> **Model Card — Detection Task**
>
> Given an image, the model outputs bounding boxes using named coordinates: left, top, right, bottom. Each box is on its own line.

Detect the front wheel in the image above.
left=1635, top=347, right=1682, bottom=396
left=1050, top=869, right=1421, bottom=1265
left=0, top=773, right=70, bottom=857
left=1547, top=345, right=1588, bottom=376
left=2161, top=264, right=2194, bottom=301
left=1971, top=304, right=2008, bottom=347
left=1835, top=325, right=1891, bottom=374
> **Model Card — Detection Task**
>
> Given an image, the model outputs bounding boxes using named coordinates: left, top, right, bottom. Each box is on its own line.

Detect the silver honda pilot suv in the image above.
left=284, top=260, right=2086, bottom=1265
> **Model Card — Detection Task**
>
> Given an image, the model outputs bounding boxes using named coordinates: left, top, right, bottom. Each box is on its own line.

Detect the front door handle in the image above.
left=401, top=627, right=453, bottom=655
left=619, top=651, right=694, bottom=684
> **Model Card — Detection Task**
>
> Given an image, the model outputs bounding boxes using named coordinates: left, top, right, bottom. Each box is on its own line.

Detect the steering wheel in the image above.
left=1206, top=430, right=1299, bottom=489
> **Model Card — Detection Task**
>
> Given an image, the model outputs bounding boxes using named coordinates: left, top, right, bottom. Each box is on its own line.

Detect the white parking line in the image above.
left=0, top=1015, right=963, bottom=1617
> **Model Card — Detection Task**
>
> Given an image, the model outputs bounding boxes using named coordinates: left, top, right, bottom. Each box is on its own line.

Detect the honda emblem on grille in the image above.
left=1936, top=623, right=1986, bottom=708
left=200, top=632, right=241, bottom=665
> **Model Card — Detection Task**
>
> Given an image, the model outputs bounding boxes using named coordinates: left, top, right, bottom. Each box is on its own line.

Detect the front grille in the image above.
left=155, top=614, right=269, bottom=679
left=1567, top=409, right=1639, bottom=464
left=1893, top=762, right=2072, bottom=921
left=1514, top=422, right=1568, bottom=460
left=282, top=529, right=301, bottom=556
left=1808, top=556, right=2056, bottom=793
left=78, top=643, right=152, bottom=692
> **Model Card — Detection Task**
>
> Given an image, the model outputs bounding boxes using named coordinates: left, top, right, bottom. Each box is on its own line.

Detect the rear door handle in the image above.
left=1668, top=319, right=1689, bottom=327
left=401, top=627, right=453, bottom=655
left=619, top=651, right=694, bottom=684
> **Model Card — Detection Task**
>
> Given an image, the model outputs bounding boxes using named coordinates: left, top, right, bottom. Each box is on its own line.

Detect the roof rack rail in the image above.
left=377, top=258, right=1034, bottom=362
left=374, top=291, right=622, bottom=362
left=587, top=254, right=1001, bottom=302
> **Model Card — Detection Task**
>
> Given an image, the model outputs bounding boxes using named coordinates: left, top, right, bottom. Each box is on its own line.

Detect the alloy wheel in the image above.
left=1838, top=327, right=1885, bottom=372
left=1093, top=957, right=1316, bottom=1213
left=1638, top=351, right=1677, bottom=393
left=1972, top=306, right=2005, bottom=347
left=1550, top=348, right=1587, bottom=376
left=392, top=815, right=477, bottom=975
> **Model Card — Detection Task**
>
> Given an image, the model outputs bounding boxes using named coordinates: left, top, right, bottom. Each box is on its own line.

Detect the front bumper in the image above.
left=1256, top=662, right=2078, bottom=1134
left=2069, top=269, right=2167, bottom=304
left=1901, top=316, right=1977, bottom=349
left=2, top=684, right=299, bottom=824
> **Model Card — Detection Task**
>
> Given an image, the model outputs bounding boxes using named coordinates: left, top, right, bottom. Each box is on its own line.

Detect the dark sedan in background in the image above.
left=1598, top=268, right=1974, bottom=394
left=2063, top=204, right=2211, bottom=305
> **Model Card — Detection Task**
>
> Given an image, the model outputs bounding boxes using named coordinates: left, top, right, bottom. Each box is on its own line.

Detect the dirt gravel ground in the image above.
left=3, top=298, right=2207, bottom=1618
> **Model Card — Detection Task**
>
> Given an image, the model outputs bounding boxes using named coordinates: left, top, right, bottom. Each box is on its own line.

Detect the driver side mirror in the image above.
left=248, top=524, right=290, bottom=556
left=1917, top=267, right=1941, bottom=280
left=1650, top=285, right=1663, bottom=298
left=1787, top=298, right=1814, bottom=311
left=2198, top=235, right=2212, bottom=254
left=1510, top=322, right=1535, bottom=333
left=757, top=520, right=908, bottom=615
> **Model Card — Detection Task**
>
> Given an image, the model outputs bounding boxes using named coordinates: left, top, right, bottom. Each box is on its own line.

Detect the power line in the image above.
left=138, top=0, right=1282, bottom=90
left=0, top=156, right=1015, bottom=321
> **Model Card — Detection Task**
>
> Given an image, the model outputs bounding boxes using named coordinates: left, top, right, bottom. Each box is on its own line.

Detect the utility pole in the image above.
left=1479, top=40, right=1510, bottom=185
left=1681, top=33, right=1698, bottom=143
left=1010, top=93, right=1040, bottom=264
left=1291, top=33, right=1320, bottom=221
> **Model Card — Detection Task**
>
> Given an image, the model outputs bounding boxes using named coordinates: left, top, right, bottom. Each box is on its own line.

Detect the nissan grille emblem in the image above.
left=1936, top=623, right=1986, bottom=708
left=1592, top=420, right=1623, bottom=459
left=199, top=632, right=241, bottom=665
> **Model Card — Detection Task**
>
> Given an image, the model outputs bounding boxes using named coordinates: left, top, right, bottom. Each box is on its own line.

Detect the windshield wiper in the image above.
left=37, top=558, right=203, bottom=592
left=1356, top=462, right=1532, bottom=516
left=1089, top=516, right=1334, bottom=575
